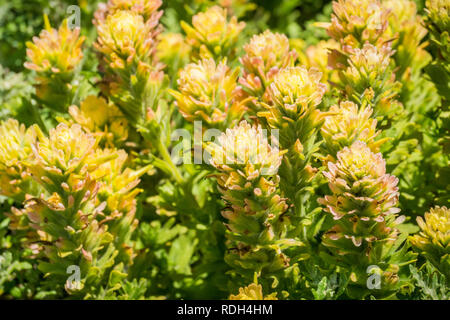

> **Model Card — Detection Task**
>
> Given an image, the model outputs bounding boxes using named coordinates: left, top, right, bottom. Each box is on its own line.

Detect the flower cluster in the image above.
left=301, top=39, right=340, bottom=86
left=259, top=66, right=326, bottom=202
left=181, top=6, right=245, bottom=61
left=0, top=119, right=39, bottom=202
left=425, top=0, right=450, bottom=91
left=94, top=9, right=164, bottom=125
left=156, top=32, right=191, bottom=77
left=383, top=0, right=429, bottom=77
left=94, top=0, right=162, bottom=23
left=319, top=141, right=414, bottom=296
left=229, top=283, right=277, bottom=300
left=239, top=30, right=298, bottom=108
left=410, top=206, right=449, bottom=277
left=169, top=58, right=245, bottom=129
left=1, top=0, right=449, bottom=301
left=206, top=121, right=292, bottom=277
left=9, top=123, right=149, bottom=295
left=24, top=18, right=85, bottom=112
left=321, top=101, right=386, bottom=160
left=68, top=95, right=129, bottom=147
left=330, top=43, right=401, bottom=118
left=325, top=0, right=390, bottom=48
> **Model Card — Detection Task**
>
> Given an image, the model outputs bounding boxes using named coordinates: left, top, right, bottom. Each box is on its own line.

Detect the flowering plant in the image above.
left=0, top=0, right=448, bottom=300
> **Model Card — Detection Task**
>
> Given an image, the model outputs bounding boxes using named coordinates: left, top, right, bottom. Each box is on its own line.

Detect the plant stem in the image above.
left=156, top=137, right=184, bottom=184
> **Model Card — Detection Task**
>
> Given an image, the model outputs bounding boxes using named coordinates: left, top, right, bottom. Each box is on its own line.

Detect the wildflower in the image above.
left=258, top=66, right=326, bottom=202
left=0, top=119, right=39, bottom=201
left=206, top=121, right=292, bottom=275
left=94, top=10, right=164, bottom=125
left=169, top=58, right=245, bottom=129
left=264, top=66, right=326, bottom=118
left=319, top=141, right=414, bottom=296
left=324, top=0, right=390, bottom=48
left=239, top=30, right=298, bottom=109
left=410, top=206, right=449, bottom=277
left=29, top=123, right=100, bottom=179
left=425, top=0, right=450, bottom=79
left=181, top=5, right=245, bottom=61
left=20, top=123, right=148, bottom=295
left=22, top=124, right=116, bottom=294
left=331, top=43, right=401, bottom=117
left=229, top=283, right=277, bottom=300
left=383, top=0, right=429, bottom=77
left=321, top=101, right=386, bottom=160
left=25, top=18, right=85, bottom=112
left=91, top=148, right=151, bottom=263
left=320, top=141, right=400, bottom=225
left=94, top=0, right=162, bottom=23
left=69, top=95, right=129, bottom=147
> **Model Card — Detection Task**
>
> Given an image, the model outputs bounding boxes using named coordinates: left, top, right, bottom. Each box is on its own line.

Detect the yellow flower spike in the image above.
left=268, top=66, right=325, bottom=109
left=95, top=10, right=155, bottom=65
left=426, top=0, right=450, bottom=33
left=69, top=95, right=129, bottom=147
left=0, top=119, right=39, bottom=201
left=319, top=141, right=413, bottom=296
left=326, top=0, right=390, bottom=48
left=258, top=66, right=327, bottom=205
left=92, top=149, right=138, bottom=213
left=229, top=283, right=278, bottom=300
left=261, top=66, right=326, bottom=130
left=169, top=58, right=244, bottom=129
left=382, top=0, right=429, bottom=76
left=383, top=0, right=420, bottom=33
left=206, top=121, right=292, bottom=276
left=331, top=43, right=401, bottom=118
left=321, top=100, right=387, bottom=159
left=410, top=206, right=450, bottom=277
left=207, top=120, right=285, bottom=178
left=181, top=5, right=245, bottom=61
left=27, top=123, right=117, bottom=186
left=25, top=19, right=84, bottom=75
left=241, top=30, right=297, bottom=84
left=24, top=18, right=85, bottom=112
left=239, top=30, right=298, bottom=108
left=94, top=9, right=164, bottom=124
left=94, top=0, right=162, bottom=23
left=320, top=141, right=401, bottom=240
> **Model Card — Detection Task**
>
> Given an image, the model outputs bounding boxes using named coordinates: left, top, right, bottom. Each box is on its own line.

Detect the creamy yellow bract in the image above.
left=181, top=5, right=245, bottom=60
left=170, top=58, right=244, bottom=129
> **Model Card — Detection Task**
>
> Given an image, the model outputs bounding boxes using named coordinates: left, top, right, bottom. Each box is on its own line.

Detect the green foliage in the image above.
left=410, top=263, right=449, bottom=299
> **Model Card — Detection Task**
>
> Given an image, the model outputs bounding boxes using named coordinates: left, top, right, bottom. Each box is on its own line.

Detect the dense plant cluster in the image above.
left=0, top=0, right=448, bottom=300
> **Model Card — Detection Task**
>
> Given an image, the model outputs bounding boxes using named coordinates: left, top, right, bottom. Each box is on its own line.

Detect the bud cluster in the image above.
left=206, top=121, right=293, bottom=276
left=170, top=58, right=246, bottom=129
left=319, top=141, right=414, bottom=296
left=410, top=206, right=449, bottom=278
left=181, top=6, right=245, bottom=61
left=67, top=95, right=129, bottom=148
left=3, top=122, right=148, bottom=296
left=94, top=4, right=164, bottom=125
left=25, top=19, right=85, bottom=112
left=239, top=30, right=298, bottom=111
